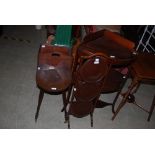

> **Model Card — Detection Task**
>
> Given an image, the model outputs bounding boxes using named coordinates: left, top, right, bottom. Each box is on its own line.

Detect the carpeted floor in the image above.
left=0, top=25, right=155, bottom=129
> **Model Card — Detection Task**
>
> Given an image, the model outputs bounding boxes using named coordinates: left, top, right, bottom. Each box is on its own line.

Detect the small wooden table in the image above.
left=112, top=52, right=155, bottom=121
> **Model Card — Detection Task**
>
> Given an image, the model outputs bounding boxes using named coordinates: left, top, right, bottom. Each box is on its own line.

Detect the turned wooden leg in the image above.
left=112, top=91, right=120, bottom=113
left=61, top=86, right=72, bottom=112
left=62, top=92, right=68, bottom=122
left=132, top=82, right=140, bottom=94
left=112, top=78, right=138, bottom=120
left=68, top=115, right=70, bottom=129
left=112, top=75, right=128, bottom=113
left=90, top=113, right=93, bottom=127
left=147, top=95, right=155, bottom=122
left=62, top=92, right=67, bottom=112
left=35, top=90, right=44, bottom=122
left=112, top=98, right=127, bottom=121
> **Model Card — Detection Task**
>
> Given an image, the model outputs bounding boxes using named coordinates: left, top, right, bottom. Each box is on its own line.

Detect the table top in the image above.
left=78, top=29, right=136, bottom=66
left=131, top=52, right=155, bottom=80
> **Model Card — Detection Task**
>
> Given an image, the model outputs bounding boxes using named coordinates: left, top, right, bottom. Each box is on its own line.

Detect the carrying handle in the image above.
left=51, top=52, right=61, bottom=57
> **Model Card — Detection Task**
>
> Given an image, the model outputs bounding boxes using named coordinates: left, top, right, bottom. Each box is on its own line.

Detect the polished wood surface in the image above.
left=36, top=45, right=73, bottom=93
left=65, top=53, right=112, bottom=128
left=131, top=53, right=155, bottom=80
left=77, top=29, right=136, bottom=114
left=35, top=37, right=80, bottom=122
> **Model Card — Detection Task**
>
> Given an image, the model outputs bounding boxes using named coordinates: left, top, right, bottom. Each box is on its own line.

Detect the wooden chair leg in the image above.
left=62, top=87, right=74, bottom=123
left=62, top=91, right=70, bottom=127
left=90, top=113, right=93, bottom=127
left=62, top=92, right=68, bottom=122
left=112, top=75, right=128, bottom=113
left=112, top=98, right=128, bottom=121
left=147, top=95, right=155, bottom=121
left=112, top=78, right=138, bottom=120
left=35, top=90, right=44, bottom=122
left=68, top=115, right=70, bottom=129
left=112, top=91, right=121, bottom=113
left=61, top=86, right=72, bottom=112
left=132, top=82, right=141, bottom=94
